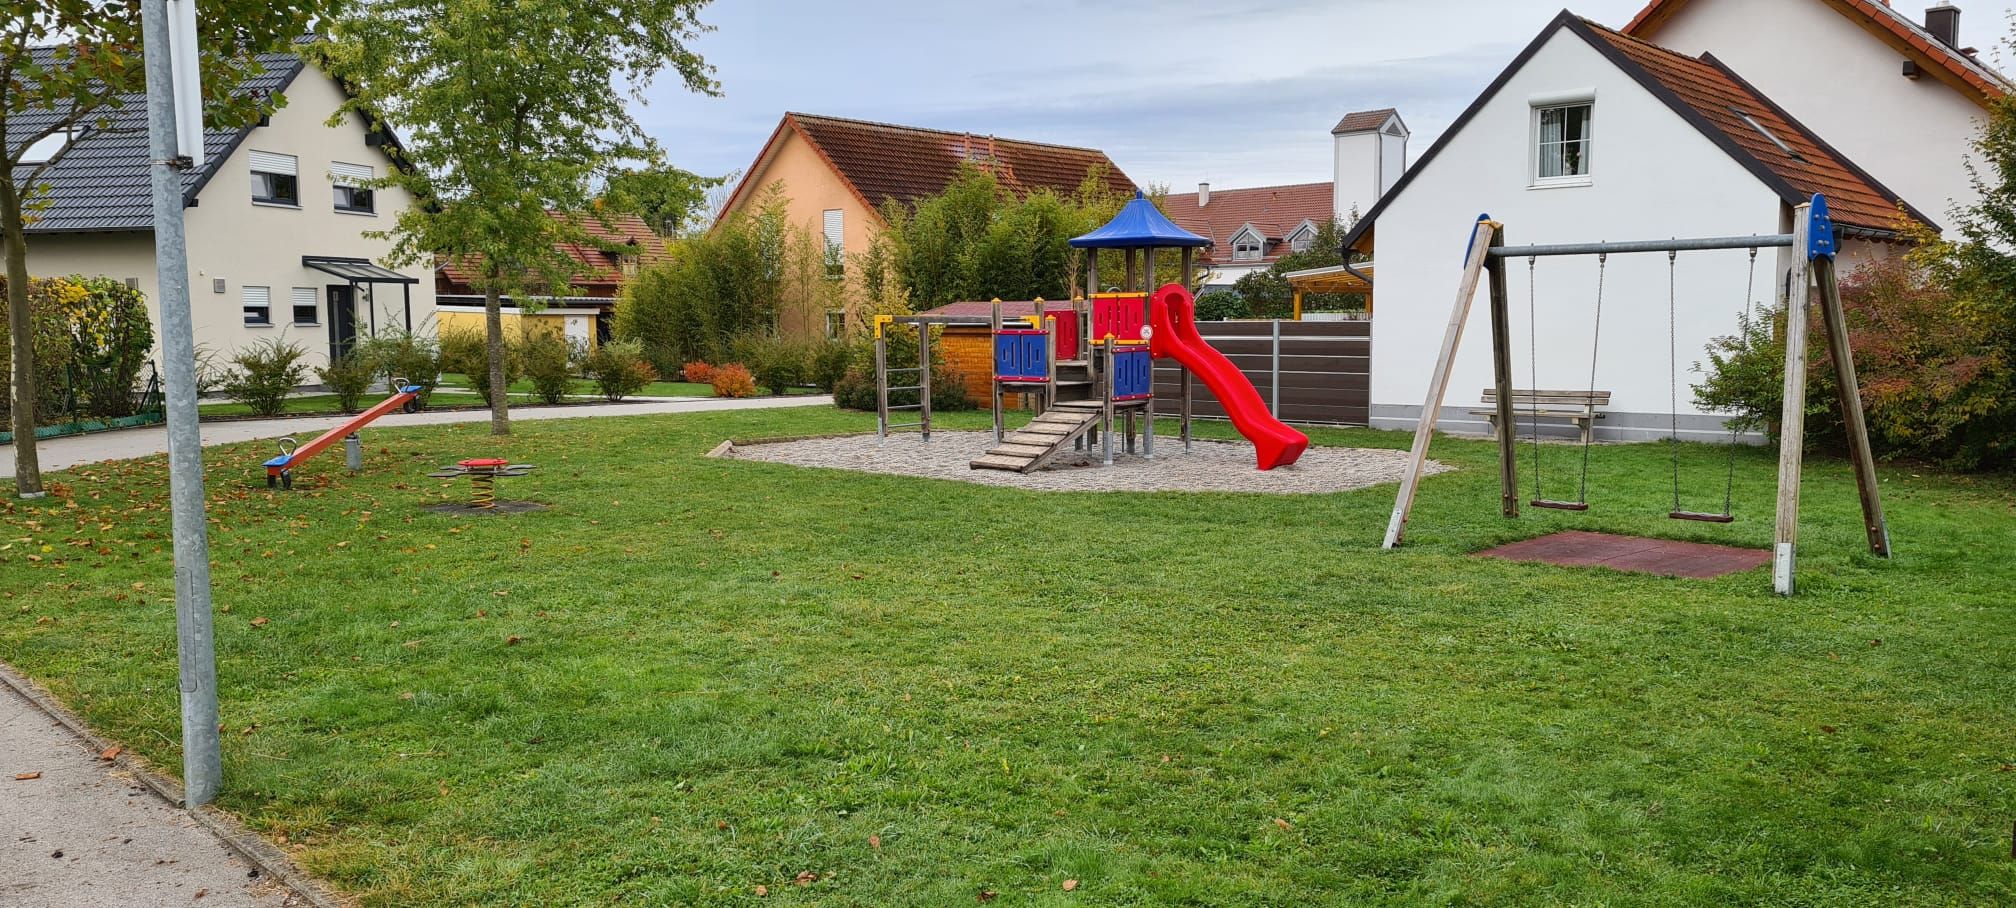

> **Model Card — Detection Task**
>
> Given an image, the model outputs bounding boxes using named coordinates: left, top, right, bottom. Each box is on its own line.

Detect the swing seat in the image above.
left=1668, top=510, right=1735, bottom=524
left=1531, top=499, right=1590, bottom=512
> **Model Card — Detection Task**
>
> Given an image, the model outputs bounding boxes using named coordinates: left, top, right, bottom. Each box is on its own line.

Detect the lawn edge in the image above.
left=0, top=659, right=355, bottom=908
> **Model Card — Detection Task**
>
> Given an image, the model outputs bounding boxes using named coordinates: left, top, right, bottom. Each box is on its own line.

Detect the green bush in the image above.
left=581, top=340, right=655, bottom=401
left=315, top=352, right=378, bottom=414
left=521, top=333, right=576, bottom=404
left=221, top=338, right=311, bottom=417
left=353, top=330, right=441, bottom=408
left=440, top=328, right=520, bottom=403
left=808, top=338, right=852, bottom=394
left=742, top=335, right=811, bottom=395
left=1194, top=290, right=1249, bottom=322
left=0, top=277, right=80, bottom=426
left=829, top=328, right=970, bottom=412
left=65, top=276, right=154, bottom=418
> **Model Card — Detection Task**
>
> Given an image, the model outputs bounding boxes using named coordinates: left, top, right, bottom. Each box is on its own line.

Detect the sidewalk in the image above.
left=0, top=392, right=834, bottom=904
left=5, top=393, right=833, bottom=474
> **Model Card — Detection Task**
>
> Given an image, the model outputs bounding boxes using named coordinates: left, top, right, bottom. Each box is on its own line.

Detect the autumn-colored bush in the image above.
left=581, top=340, right=655, bottom=402
left=709, top=362, right=757, bottom=398
left=681, top=361, right=714, bottom=383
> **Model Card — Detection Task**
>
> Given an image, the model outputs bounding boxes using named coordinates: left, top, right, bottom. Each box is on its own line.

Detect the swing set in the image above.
left=1383, top=195, right=1892, bottom=596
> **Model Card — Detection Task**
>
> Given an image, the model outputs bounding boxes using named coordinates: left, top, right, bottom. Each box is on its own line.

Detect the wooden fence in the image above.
left=1152, top=319, right=1371, bottom=426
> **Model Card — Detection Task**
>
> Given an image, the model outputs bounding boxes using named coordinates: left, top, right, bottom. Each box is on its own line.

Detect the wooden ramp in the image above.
left=970, top=406, right=1102, bottom=473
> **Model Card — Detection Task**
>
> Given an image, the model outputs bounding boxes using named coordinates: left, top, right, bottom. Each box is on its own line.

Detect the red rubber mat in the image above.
left=1474, top=530, right=1771, bottom=579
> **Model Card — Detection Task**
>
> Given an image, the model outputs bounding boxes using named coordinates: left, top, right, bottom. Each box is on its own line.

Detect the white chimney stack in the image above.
left=1197, top=182, right=1210, bottom=207
left=1331, top=109, right=1408, bottom=225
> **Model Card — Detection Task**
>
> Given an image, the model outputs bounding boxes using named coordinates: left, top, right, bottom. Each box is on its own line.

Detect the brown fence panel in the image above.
left=1153, top=320, right=1372, bottom=426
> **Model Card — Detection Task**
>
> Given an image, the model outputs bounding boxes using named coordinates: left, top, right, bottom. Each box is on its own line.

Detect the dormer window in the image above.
left=1231, top=228, right=1264, bottom=262
left=1287, top=223, right=1316, bottom=253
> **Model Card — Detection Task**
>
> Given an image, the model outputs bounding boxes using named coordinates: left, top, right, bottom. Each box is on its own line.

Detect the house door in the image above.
left=327, top=285, right=358, bottom=362
left=563, top=314, right=591, bottom=349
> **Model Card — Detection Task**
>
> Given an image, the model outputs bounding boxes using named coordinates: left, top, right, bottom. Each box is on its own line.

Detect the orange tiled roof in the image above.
left=1587, top=20, right=1926, bottom=232
left=1624, top=0, right=2010, bottom=103
left=721, top=113, right=1136, bottom=223
left=1332, top=108, right=1401, bottom=134
left=1162, top=181, right=1334, bottom=266
left=437, top=211, right=668, bottom=293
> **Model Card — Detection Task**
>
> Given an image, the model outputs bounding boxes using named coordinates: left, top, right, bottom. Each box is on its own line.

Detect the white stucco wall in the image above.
left=1368, top=27, right=1799, bottom=439
left=25, top=64, right=431, bottom=371
left=1334, top=132, right=1379, bottom=223
left=1647, top=0, right=1987, bottom=224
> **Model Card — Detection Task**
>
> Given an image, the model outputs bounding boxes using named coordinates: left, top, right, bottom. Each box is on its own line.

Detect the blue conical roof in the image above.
left=1069, top=191, right=1211, bottom=249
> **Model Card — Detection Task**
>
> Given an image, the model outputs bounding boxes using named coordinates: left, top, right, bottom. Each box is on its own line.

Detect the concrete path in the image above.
left=0, top=392, right=834, bottom=903
left=5, top=394, right=834, bottom=474
left=0, top=682, right=297, bottom=907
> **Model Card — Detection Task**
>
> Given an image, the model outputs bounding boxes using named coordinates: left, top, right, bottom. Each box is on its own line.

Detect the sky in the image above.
left=636, top=0, right=2016, bottom=193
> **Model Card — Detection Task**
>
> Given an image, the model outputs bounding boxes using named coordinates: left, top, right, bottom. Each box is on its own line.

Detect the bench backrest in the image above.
left=1481, top=388, right=1612, bottom=408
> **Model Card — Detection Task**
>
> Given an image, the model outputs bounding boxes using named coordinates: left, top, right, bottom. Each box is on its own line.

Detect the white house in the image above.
left=1167, top=109, right=1409, bottom=291
left=19, top=48, right=431, bottom=370
left=1345, top=4, right=1993, bottom=440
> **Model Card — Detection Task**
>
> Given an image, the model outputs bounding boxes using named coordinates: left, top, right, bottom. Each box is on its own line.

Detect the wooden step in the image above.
left=1018, top=423, right=1076, bottom=437
left=970, top=455, right=1033, bottom=471
left=988, top=443, right=1053, bottom=458
left=1032, top=412, right=1093, bottom=425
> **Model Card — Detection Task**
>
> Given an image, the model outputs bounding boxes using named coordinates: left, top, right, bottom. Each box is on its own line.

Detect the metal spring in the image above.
left=470, top=473, right=496, bottom=509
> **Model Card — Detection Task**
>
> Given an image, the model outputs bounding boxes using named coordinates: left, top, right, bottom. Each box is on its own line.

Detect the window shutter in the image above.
left=329, top=161, right=373, bottom=185
left=248, top=150, right=297, bottom=176
left=292, top=287, right=316, bottom=308
left=823, top=209, right=844, bottom=250
left=243, top=286, right=271, bottom=307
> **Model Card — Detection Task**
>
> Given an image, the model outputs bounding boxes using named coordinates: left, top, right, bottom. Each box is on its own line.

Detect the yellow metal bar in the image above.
left=873, top=314, right=893, bottom=338
left=1292, top=290, right=1303, bottom=321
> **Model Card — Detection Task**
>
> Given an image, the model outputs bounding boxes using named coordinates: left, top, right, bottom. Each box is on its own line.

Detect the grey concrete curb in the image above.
left=0, top=661, right=352, bottom=908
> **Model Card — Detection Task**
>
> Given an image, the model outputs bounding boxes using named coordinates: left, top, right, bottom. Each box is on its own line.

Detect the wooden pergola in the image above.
left=1283, top=262, right=1373, bottom=320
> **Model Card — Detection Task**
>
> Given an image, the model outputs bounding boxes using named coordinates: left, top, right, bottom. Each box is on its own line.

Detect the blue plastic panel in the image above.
left=994, top=331, right=1049, bottom=382
left=1806, top=194, right=1835, bottom=261
left=1113, top=347, right=1153, bottom=400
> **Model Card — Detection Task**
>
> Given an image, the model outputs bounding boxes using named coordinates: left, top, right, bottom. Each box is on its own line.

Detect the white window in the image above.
left=822, top=209, right=845, bottom=278
left=291, top=287, right=319, bottom=325
left=1534, top=102, right=1593, bottom=182
left=21, top=130, right=72, bottom=164
left=243, top=286, right=272, bottom=326
left=1231, top=228, right=1263, bottom=262
left=1288, top=224, right=1315, bottom=253
left=330, top=161, right=375, bottom=213
left=249, top=150, right=299, bottom=206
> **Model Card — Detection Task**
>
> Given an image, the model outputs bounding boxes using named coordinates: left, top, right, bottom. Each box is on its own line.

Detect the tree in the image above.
left=599, top=163, right=724, bottom=237
left=321, top=0, right=717, bottom=435
left=1, top=0, right=318, bottom=497
left=879, top=164, right=1129, bottom=310
left=1229, top=219, right=1360, bottom=319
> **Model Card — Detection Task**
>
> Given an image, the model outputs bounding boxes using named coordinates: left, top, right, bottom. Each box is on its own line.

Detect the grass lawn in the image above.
left=436, top=371, right=721, bottom=399
left=197, top=393, right=377, bottom=419
left=2, top=407, right=2013, bottom=905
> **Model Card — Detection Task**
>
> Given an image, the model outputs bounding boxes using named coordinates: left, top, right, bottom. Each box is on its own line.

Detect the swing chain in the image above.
left=1669, top=248, right=1682, bottom=513
left=1528, top=255, right=1542, bottom=501
left=1576, top=251, right=1606, bottom=505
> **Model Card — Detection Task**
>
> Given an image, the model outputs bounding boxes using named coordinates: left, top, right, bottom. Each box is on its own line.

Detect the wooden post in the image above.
left=1813, top=256, right=1892, bottom=558
left=1085, top=249, right=1099, bottom=297
left=990, top=300, right=1004, bottom=442
left=1043, top=310, right=1058, bottom=415
left=1124, top=248, right=1137, bottom=296
left=874, top=322, right=890, bottom=444
left=1292, top=289, right=1303, bottom=321
left=1181, top=366, right=1193, bottom=452
left=1142, top=246, right=1155, bottom=458
left=1269, top=319, right=1282, bottom=418
left=1486, top=230, right=1519, bottom=518
left=1102, top=337, right=1115, bottom=466
left=1382, top=218, right=1499, bottom=550
left=1773, top=203, right=1815, bottom=595
left=918, top=321, right=933, bottom=442
left=1180, top=247, right=1194, bottom=290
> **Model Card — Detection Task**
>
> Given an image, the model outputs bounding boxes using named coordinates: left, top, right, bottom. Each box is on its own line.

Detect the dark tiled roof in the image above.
left=1331, top=108, right=1401, bottom=134
left=1586, top=21, right=1926, bottom=232
left=722, top=113, right=1136, bottom=221
left=11, top=47, right=303, bottom=234
left=1625, top=0, right=2012, bottom=101
left=1161, top=182, right=1333, bottom=266
left=914, top=299, right=1078, bottom=319
left=437, top=211, right=670, bottom=293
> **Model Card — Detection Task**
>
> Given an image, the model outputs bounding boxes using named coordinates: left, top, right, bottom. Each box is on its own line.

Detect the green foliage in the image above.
left=614, top=185, right=791, bottom=369
left=0, top=275, right=154, bottom=424
left=0, top=277, right=73, bottom=424
left=807, top=338, right=852, bottom=394
left=708, top=362, right=757, bottom=399
left=314, top=352, right=379, bottom=414
left=351, top=329, right=442, bottom=408
left=440, top=329, right=520, bottom=402
left=740, top=335, right=812, bottom=396
left=1194, top=290, right=1249, bottom=322
left=881, top=165, right=1130, bottom=308
left=830, top=332, right=970, bottom=413
left=221, top=338, right=311, bottom=418
left=520, top=333, right=577, bottom=405
left=598, top=164, right=725, bottom=237
left=1228, top=220, right=1359, bottom=319
left=580, top=339, right=655, bottom=402
left=322, top=0, right=717, bottom=429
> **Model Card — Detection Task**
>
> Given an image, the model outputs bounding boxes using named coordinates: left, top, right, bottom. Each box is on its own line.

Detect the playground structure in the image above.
left=426, top=458, right=536, bottom=509
left=1381, top=195, right=1892, bottom=596
left=264, top=380, right=422, bottom=489
left=873, top=191, right=1310, bottom=472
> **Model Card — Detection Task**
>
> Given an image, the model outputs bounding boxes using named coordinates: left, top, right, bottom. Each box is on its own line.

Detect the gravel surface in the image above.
left=725, top=430, right=1449, bottom=494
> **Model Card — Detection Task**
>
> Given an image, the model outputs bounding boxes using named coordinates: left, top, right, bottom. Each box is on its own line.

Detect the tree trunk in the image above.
left=484, top=284, right=509, bottom=435
left=1, top=178, right=44, bottom=498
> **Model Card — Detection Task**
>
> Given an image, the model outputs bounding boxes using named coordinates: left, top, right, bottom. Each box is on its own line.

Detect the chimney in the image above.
left=1197, top=182, right=1210, bottom=207
left=1926, top=4, right=1960, bottom=48
left=1332, top=109, right=1408, bottom=224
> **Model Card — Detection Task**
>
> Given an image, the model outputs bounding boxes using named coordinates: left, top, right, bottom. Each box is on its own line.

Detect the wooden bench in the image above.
left=1471, top=389, right=1611, bottom=445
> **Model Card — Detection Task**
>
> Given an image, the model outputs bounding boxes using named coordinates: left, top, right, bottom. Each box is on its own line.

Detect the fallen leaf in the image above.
left=250, top=617, right=269, bottom=627
left=506, top=635, right=523, bottom=646
left=1820, top=725, right=1838, bottom=734
left=1273, top=817, right=1292, bottom=830
left=868, top=834, right=881, bottom=850
left=1063, top=879, right=1079, bottom=891
left=977, top=889, right=997, bottom=903
left=15, top=771, right=41, bottom=781
left=98, top=746, right=121, bottom=761
left=794, top=870, right=817, bottom=887
left=754, top=885, right=768, bottom=897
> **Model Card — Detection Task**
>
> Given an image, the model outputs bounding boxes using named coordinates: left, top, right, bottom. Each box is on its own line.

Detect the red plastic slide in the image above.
left=1149, top=284, right=1309, bottom=470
